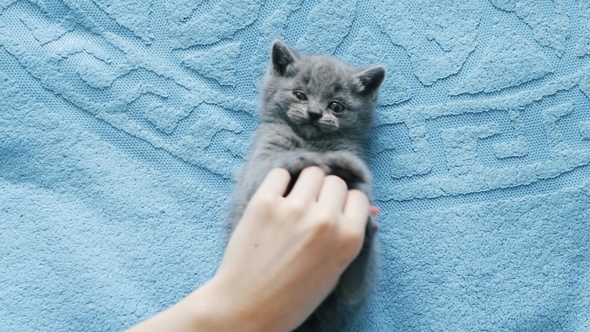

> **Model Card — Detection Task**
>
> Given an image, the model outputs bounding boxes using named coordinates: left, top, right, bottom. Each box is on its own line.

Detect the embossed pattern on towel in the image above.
left=1, top=0, right=590, bottom=331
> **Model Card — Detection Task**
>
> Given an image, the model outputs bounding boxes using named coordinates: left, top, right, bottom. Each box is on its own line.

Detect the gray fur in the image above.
left=232, top=40, right=385, bottom=332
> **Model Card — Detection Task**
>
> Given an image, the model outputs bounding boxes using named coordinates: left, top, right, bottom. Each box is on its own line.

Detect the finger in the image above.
left=342, top=189, right=370, bottom=235
left=370, top=206, right=380, bottom=217
left=317, top=175, right=348, bottom=212
left=253, top=168, right=292, bottom=198
left=288, top=166, right=325, bottom=201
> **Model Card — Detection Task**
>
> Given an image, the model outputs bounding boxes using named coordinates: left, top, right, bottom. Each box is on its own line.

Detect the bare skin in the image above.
left=127, top=167, right=371, bottom=332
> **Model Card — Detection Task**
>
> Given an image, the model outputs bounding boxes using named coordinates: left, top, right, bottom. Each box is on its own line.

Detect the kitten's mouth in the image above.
left=300, top=122, right=321, bottom=133
left=290, top=119, right=335, bottom=139
left=304, top=121, right=332, bottom=133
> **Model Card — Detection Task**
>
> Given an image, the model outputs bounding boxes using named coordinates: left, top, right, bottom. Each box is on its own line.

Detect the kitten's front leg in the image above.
left=274, top=151, right=330, bottom=177
left=322, top=151, right=372, bottom=193
left=273, top=151, right=331, bottom=195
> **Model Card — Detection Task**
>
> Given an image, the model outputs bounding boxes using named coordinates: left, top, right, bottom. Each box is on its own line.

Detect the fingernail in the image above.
left=370, top=206, right=380, bottom=217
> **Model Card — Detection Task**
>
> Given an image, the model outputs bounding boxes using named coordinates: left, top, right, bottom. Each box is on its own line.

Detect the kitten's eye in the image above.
left=328, top=102, right=345, bottom=113
left=293, top=91, right=307, bottom=101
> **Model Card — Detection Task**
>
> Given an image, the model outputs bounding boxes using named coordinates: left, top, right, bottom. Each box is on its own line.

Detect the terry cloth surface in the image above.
left=1, top=0, right=590, bottom=331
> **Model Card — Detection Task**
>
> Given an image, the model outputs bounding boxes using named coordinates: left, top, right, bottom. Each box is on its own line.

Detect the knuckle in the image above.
left=348, top=188, right=364, bottom=197
left=319, top=209, right=339, bottom=223
left=249, top=196, right=280, bottom=217
left=252, top=194, right=276, bottom=208
left=302, top=165, right=325, bottom=176
left=310, top=220, right=331, bottom=238
left=325, top=174, right=346, bottom=187
left=244, top=196, right=280, bottom=222
left=311, top=212, right=337, bottom=235
left=349, top=189, right=369, bottom=204
left=270, top=167, right=290, bottom=179
left=288, top=200, right=307, bottom=216
left=340, top=231, right=364, bottom=259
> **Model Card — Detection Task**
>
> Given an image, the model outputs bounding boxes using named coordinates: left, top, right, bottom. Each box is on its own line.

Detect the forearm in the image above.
left=126, top=280, right=262, bottom=332
left=127, top=168, right=370, bottom=332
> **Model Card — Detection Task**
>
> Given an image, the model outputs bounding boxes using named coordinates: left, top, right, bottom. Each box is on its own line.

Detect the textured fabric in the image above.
left=1, top=1, right=590, bottom=331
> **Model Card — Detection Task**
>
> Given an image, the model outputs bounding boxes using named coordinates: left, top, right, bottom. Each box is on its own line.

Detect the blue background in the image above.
left=2, top=0, right=590, bottom=330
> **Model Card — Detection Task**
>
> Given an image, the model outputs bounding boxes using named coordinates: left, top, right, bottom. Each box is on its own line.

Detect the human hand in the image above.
left=126, top=166, right=371, bottom=332
left=205, top=166, right=371, bottom=332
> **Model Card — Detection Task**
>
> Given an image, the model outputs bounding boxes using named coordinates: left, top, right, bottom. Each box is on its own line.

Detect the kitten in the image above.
left=232, top=40, right=385, bottom=332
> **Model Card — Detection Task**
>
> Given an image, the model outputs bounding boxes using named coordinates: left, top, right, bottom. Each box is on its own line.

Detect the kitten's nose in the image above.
left=307, top=109, right=322, bottom=121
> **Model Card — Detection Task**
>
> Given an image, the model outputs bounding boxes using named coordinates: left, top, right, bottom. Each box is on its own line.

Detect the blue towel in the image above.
left=1, top=0, right=590, bottom=330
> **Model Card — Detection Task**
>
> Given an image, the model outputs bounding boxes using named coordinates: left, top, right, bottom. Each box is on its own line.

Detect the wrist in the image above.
left=184, top=278, right=263, bottom=332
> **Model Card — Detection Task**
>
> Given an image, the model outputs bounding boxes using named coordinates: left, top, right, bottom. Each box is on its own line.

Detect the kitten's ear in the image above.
left=271, top=39, right=298, bottom=76
left=353, top=65, right=386, bottom=95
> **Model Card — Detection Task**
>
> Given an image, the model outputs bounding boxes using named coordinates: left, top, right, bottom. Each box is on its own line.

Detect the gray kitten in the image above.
left=232, top=40, right=385, bottom=332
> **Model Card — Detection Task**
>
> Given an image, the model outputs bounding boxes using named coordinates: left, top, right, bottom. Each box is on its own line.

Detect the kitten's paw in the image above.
left=277, top=152, right=329, bottom=177
left=322, top=151, right=371, bottom=187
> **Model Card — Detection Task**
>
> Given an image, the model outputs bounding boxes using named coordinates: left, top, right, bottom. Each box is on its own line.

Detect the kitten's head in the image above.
left=260, top=40, right=385, bottom=141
